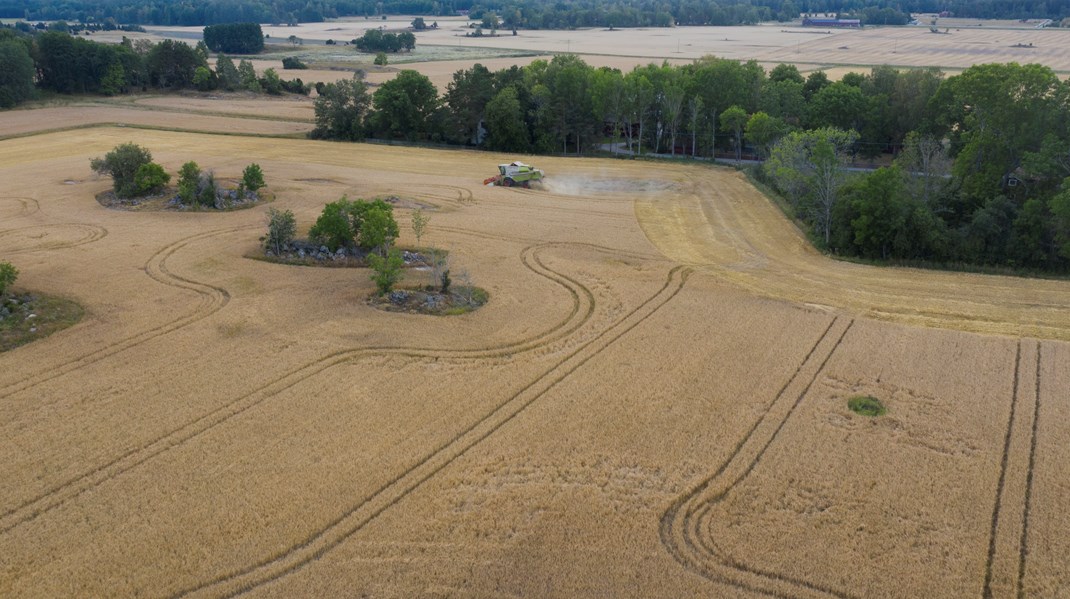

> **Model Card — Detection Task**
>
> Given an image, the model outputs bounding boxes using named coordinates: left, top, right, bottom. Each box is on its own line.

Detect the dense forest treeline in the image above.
left=308, top=55, right=1070, bottom=272
left=1, top=0, right=1066, bottom=27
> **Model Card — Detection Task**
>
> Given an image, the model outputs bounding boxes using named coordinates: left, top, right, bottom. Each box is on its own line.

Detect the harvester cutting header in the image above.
left=484, top=161, right=544, bottom=188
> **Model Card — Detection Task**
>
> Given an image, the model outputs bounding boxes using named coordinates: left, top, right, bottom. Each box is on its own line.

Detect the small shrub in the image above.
left=848, top=395, right=886, bottom=417
left=0, top=261, right=17, bottom=296
left=374, top=51, right=388, bottom=66
left=133, top=162, right=170, bottom=195
left=242, top=163, right=265, bottom=193
left=265, top=208, right=296, bottom=254
left=281, top=56, right=308, bottom=69
left=368, top=248, right=404, bottom=294
left=411, top=208, right=429, bottom=244
left=440, top=269, right=451, bottom=294
left=90, top=143, right=153, bottom=198
left=197, top=171, right=218, bottom=207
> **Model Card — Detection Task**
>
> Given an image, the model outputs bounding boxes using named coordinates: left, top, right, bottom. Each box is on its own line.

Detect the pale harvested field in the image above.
left=1, top=115, right=1069, bottom=598
left=129, top=95, right=315, bottom=121
left=0, top=105, right=312, bottom=139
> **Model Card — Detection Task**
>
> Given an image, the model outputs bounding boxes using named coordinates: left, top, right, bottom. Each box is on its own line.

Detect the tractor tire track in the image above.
left=0, top=241, right=610, bottom=534
left=1017, top=342, right=1042, bottom=599
left=0, top=226, right=249, bottom=402
left=983, top=341, right=1024, bottom=599
left=0, top=197, right=40, bottom=218
left=0, top=223, right=108, bottom=255
left=169, top=265, right=692, bottom=599
left=659, top=317, right=856, bottom=599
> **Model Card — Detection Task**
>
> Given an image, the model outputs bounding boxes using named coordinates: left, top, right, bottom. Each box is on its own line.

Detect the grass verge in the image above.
left=0, top=292, right=84, bottom=352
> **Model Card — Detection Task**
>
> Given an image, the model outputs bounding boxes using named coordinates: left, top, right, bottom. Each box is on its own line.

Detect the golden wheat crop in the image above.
left=0, top=114, right=1066, bottom=598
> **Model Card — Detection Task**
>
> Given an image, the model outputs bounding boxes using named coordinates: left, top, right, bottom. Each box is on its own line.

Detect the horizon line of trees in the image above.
left=2, top=0, right=1066, bottom=27
left=312, top=55, right=1070, bottom=273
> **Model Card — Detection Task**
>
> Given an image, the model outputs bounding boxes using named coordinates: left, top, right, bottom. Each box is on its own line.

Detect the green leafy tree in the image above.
left=100, top=62, right=127, bottom=96
left=309, top=200, right=356, bottom=251
left=193, top=66, right=213, bottom=91
left=359, top=205, right=399, bottom=253
left=203, top=23, right=264, bottom=54
left=444, top=63, right=495, bottom=144
left=311, top=74, right=370, bottom=141
left=720, top=105, right=748, bottom=163
left=215, top=53, right=240, bottom=91
left=744, top=111, right=783, bottom=161
left=1050, top=179, right=1070, bottom=260
left=90, top=143, right=154, bottom=198
left=265, top=208, right=297, bottom=255
left=177, top=161, right=201, bottom=204
left=242, top=163, right=265, bottom=192
left=146, top=39, right=207, bottom=88
left=261, top=67, right=282, bottom=94
left=484, top=86, right=530, bottom=152
left=133, top=162, right=170, bottom=195
left=367, top=70, right=442, bottom=141
left=374, top=51, right=388, bottom=66
left=767, top=128, right=858, bottom=245
left=0, top=39, right=35, bottom=108
left=237, top=59, right=260, bottom=92
left=367, top=248, right=404, bottom=294
left=0, top=261, right=17, bottom=297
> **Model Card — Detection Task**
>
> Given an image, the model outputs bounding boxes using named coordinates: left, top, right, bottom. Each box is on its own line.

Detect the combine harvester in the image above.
left=484, top=161, right=544, bottom=188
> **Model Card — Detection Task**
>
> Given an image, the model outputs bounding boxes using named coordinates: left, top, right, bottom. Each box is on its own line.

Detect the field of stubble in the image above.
left=0, top=99, right=1067, bottom=598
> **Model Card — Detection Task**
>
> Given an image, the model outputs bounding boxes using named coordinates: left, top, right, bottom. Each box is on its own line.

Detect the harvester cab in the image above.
left=484, top=161, right=544, bottom=188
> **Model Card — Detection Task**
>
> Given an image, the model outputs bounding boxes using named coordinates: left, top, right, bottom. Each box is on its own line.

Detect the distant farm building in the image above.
left=801, top=17, right=862, bottom=28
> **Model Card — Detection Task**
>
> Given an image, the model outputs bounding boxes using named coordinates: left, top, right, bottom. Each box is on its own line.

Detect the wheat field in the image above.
left=0, top=104, right=1067, bottom=598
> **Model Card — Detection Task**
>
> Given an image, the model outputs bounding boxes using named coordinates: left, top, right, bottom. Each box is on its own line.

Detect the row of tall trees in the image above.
left=7, top=0, right=1063, bottom=27
left=0, top=29, right=308, bottom=105
left=311, top=55, right=1070, bottom=272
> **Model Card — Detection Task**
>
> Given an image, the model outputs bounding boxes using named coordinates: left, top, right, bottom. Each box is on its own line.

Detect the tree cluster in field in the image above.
left=351, top=29, right=415, bottom=53
left=91, top=143, right=266, bottom=209
left=0, top=29, right=309, bottom=107
left=7, top=0, right=1063, bottom=28
left=312, top=55, right=1070, bottom=273
left=202, top=22, right=264, bottom=54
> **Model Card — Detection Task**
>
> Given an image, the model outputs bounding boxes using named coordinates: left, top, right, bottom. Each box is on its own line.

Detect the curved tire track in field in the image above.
left=0, top=226, right=249, bottom=402
left=0, top=197, right=40, bottom=218
left=169, top=265, right=691, bottom=599
left=0, top=223, right=108, bottom=255
left=659, top=317, right=857, bottom=599
left=0, top=240, right=608, bottom=534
